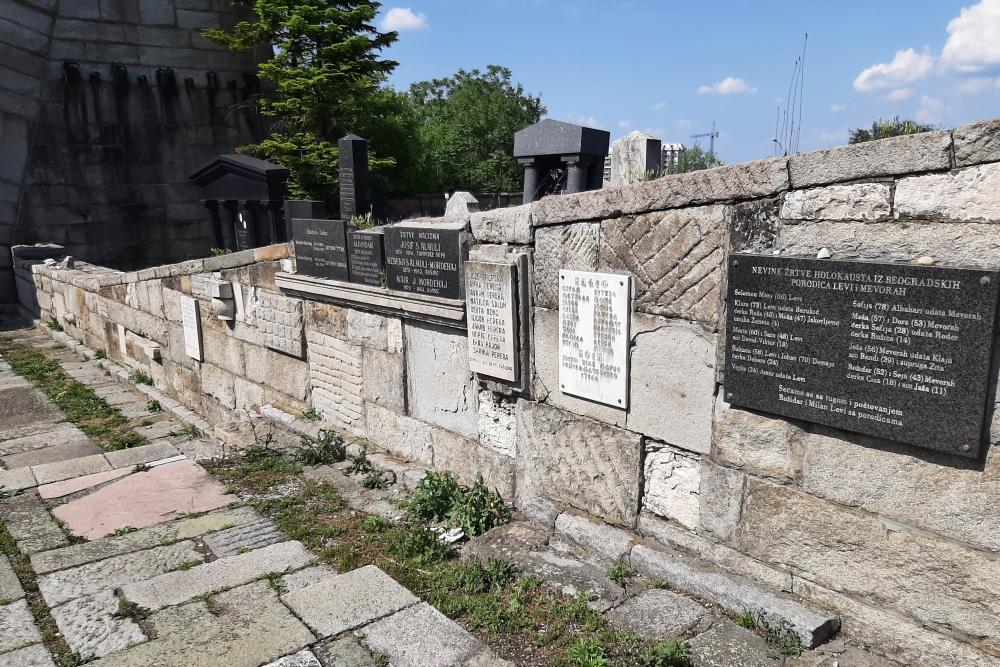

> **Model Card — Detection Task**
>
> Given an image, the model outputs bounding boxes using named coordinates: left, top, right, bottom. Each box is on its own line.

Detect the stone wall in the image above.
left=24, top=116, right=1000, bottom=665
left=1, top=0, right=263, bottom=303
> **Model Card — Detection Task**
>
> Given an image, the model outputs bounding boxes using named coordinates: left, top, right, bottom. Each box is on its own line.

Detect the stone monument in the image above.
left=383, top=221, right=470, bottom=299
left=513, top=119, right=610, bottom=203
left=339, top=134, right=370, bottom=221
left=610, top=131, right=663, bottom=185
left=465, top=261, right=519, bottom=381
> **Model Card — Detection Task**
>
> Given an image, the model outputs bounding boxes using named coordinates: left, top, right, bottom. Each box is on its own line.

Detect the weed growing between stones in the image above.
left=0, top=337, right=146, bottom=452
left=45, top=316, right=62, bottom=331
left=93, top=349, right=107, bottom=360
left=146, top=399, right=161, bottom=413
left=295, top=429, right=347, bottom=466
left=402, top=471, right=511, bottom=538
left=169, top=423, right=203, bottom=441
left=732, top=609, right=805, bottom=657
left=606, top=559, right=635, bottom=590
left=128, top=370, right=153, bottom=385
left=112, top=599, right=151, bottom=624
left=300, top=408, right=321, bottom=421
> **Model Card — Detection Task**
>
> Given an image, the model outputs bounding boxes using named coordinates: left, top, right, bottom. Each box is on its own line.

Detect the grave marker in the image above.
left=465, top=261, right=519, bottom=381
left=291, top=218, right=352, bottom=282
left=179, top=295, right=203, bottom=361
left=347, top=228, right=386, bottom=287
left=383, top=221, right=469, bottom=299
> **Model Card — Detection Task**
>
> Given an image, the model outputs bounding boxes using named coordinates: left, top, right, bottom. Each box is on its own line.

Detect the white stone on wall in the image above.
left=643, top=445, right=700, bottom=530
left=404, top=322, right=478, bottom=440
left=894, top=162, right=1000, bottom=223
left=477, top=390, right=516, bottom=457
left=780, top=183, right=892, bottom=221
left=306, top=330, right=365, bottom=436
left=256, top=292, right=305, bottom=358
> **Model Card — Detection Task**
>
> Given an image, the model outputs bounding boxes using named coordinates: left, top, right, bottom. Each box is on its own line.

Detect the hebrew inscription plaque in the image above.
left=465, top=261, right=518, bottom=381
left=558, top=269, right=632, bottom=408
left=291, top=218, right=351, bottom=282
left=724, top=255, right=1000, bottom=457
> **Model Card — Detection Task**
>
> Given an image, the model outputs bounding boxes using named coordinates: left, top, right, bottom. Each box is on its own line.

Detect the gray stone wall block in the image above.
left=433, top=429, right=515, bottom=500
left=515, top=400, right=642, bottom=527
left=712, top=396, right=804, bottom=482
left=626, top=317, right=716, bottom=453
left=788, top=130, right=952, bottom=188
left=953, top=118, right=1000, bottom=167
left=304, top=301, right=348, bottom=339
left=532, top=157, right=789, bottom=225
left=780, top=183, right=892, bottom=222
left=244, top=345, right=310, bottom=402
left=737, top=479, right=1000, bottom=642
left=255, top=292, right=305, bottom=358
left=365, top=403, right=434, bottom=466
left=894, top=162, right=1000, bottom=223
left=404, top=322, right=478, bottom=440
left=555, top=512, right=635, bottom=562
left=532, top=222, right=599, bottom=310
left=642, top=443, right=701, bottom=530
left=477, top=390, right=516, bottom=457
left=345, top=309, right=389, bottom=351
left=698, top=460, right=745, bottom=542
left=201, top=362, right=235, bottom=409
left=729, top=198, right=779, bottom=253
left=137, top=0, right=175, bottom=24
left=470, top=204, right=532, bottom=244
left=601, top=205, right=727, bottom=327
left=362, top=347, right=406, bottom=413
left=306, top=330, right=364, bottom=436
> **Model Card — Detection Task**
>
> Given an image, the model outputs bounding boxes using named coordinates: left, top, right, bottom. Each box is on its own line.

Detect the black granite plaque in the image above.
left=383, top=221, right=469, bottom=299
left=724, top=255, right=1000, bottom=457
left=347, top=228, right=386, bottom=287
left=291, top=218, right=352, bottom=281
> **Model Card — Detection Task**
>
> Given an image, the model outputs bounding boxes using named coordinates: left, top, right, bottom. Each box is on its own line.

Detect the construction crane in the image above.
left=691, top=122, right=719, bottom=155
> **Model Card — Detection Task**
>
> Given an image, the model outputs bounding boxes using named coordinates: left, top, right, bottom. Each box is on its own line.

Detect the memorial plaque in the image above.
left=291, top=218, right=352, bottom=281
left=347, top=228, right=386, bottom=287
left=383, top=221, right=469, bottom=299
left=558, top=269, right=632, bottom=408
left=179, top=295, right=203, bottom=361
left=724, top=255, right=1000, bottom=457
left=465, top=261, right=519, bottom=381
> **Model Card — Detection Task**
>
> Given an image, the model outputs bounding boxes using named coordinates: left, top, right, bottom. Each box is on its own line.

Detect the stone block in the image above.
left=203, top=362, right=238, bottom=410
left=712, top=396, right=803, bottom=482
left=0, top=554, right=24, bottom=602
left=601, top=205, right=726, bottom=327
left=554, top=512, right=634, bottom=562
left=359, top=602, right=485, bottom=667
left=729, top=198, right=779, bottom=252
left=362, top=347, right=405, bottom=413
left=433, top=431, right=515, bottom=499
left=0, top=644, right=55, bottom=666
left=365, top=403, right=434, bottom=466
left=642, top=443, right=701, bottom=530
left=0, top=599, right=42, bottom=653
left=202, top=519, right=284, bottom=558
left=953, top=118, right=1000, bottom=167
left=470, top=204, right=532, bottom=244
left=532, top=223, right=598, bottom=309
left=515, top=400, right=642, bottom=527
left=606, top=590, right=705, bottom=641
left=137, top=0, right=174, bottom=24
left=626, top=317, right=716, bottom=452
left=780, top=183, right=892, bottom=221
left=260, top=650, right=322, bottom=667
left=0, top=491, right=68, bottom=555
left=531, top=158, right=789, bottom=225
left=736, top=479, right=1000, bottom=641
left=304, top=301, right=347, bottom=339
left=698, top=460, right=745, bottom=542
left=256, top=292, right=305, bottom=358
left=788, top=130, right=952, bottom=188
left=306, top=330, right=364, bottom=435
left=477, top=390, right=516, bottom=457
left=687, top=619, right=774, bottom=667
left=234, top=376, right=265, bottom=412
left=894, top=162, right=1000, bottom=222
left=313, top=637, right=377, bottom=667
left=201, top=329, right=244, bottom=375
left=244, top=345, right=310, bottom=402
left=404, top=322, right=477, bottom=440
left=50, top=590, right=146, bottom=659
left=104, top=442, right=180, bottom=469
left=345, top=309, right=389, bottom=350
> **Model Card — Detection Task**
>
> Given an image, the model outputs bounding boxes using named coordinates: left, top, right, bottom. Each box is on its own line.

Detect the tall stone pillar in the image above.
left=564, top=157, right=587, bottom=194
left=339, top=134, right=370, bottom=220
left=520, top=159, right=541, bottom=203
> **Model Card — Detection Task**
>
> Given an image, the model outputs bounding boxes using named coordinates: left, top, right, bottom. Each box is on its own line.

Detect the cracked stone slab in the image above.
left=262, top=649, right=322, bottom=667
left=38, top=540, right=204, bottom=607
left=359, top=602, right=486, bottom=667
left=120, top=541, right=313, bottom=609
left=51, top=460, right=239, bottom=540
left=281, top=565, right=420, bottom=638
left=606, top=589, right=707, bottom=640
left=31, top=453, right=111, bottom=486
left=37, top=468, right=132, bottom=500
left=0, top=491, right=68, bottom=554
left=0, top=555, right=24, bottom=602
left=0, top=599, right=42, bottom=653
left=202, top=518, right=284, bottom=558
left=0, top=386, right=63, bottom=433
left=31, top=506, right=260, bottom=575
left=104, top=442, right=181, bottom=470
left=0, top=644, right=56, bottom=667
left=50, top=590, right=146, bottom=659
left=3, top=441, right=104, bottom=471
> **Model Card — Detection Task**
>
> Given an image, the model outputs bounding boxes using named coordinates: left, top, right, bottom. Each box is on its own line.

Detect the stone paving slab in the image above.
left=282, top=564, right=420, bottom=638
left=88, top=581, right=315, bottom=667
left=0, top=386, right=63, bottom=433
left=359, top=602, right=486, bottom=667
left=131, top=419, right=183, bottom=442
left=0, top=420, right=71, bottom=444
left=0, top=555, right=24, bottom=603
left=50, top=590, right=146, bottom=660
left=0, top=375, right=31, bottom=392
left=51, top=460, right=239, bottom=539
left=38, top=540, right=204, bottom=607
left=0, top=467, right=36, bottom=493
left=0, top=644, right=56, bottom=667
left=689, top=619, right=780, bottom=667
left=607, top=589, right=708, bottom=640
left=37, top=468, right=132, bottom=500
left=31, top=506, right=260, bottom=574
left=202, top=518, right=284, bottom=558
left=0, top=424, right=90, bottom=457
left=121, top=540, right=313, bottom=610
left=280, top=564, right=337, bottom=593
left=104, top=442, right=181, bottom=470
left=262, top=649, right=323, bottom=667
left=31, top=453, right=112, bottom=486
left=313, top=637, right=377, bottom=666
left=3, top=441, right=104, bottom=471
left=0, top=491, right=68, bottom=554
left=118, top=402, right=161, bottom=420
left=0, top=599, right=42, bottom=653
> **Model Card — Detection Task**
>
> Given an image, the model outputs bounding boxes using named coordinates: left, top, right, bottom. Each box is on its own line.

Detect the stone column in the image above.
left=563, top=156, right=587, bottom=194
left=519, top=158, right=541, bottom=203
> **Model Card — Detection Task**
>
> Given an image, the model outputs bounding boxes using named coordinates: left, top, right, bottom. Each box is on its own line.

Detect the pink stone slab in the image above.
left=38, top=467, right=132, bottom=499
left=52, top=460, right=240, bottom=540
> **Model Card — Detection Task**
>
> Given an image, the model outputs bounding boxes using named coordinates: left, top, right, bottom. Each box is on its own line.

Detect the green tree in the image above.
left=848, top=116, right=935, bottom=144
left=203, top=0, right=418, bottom=203
left=407, top=66, right=545, bottom=193
left=670, top=144, right=723, bottom=174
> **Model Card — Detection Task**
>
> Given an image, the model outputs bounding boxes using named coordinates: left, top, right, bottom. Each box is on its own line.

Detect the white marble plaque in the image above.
left=465, top=261, right=518, bottom=381
left=558, top=269, right=631, bottom=408
left=179, top=295, right=203, bottom=361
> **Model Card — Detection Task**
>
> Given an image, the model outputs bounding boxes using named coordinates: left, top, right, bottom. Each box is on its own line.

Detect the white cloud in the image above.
left=956, top=76, right=997, bottom=93
left=886, top=87, right=914, bottom=102
left=829, top=103, right=847, bottom=113
left=697, top=77, right=757, bottom=95
left=853, top=48, right=934, bottom=92
left=577, top=115, right=603, bottom=129
left=380, top=7, right=428, bottom=31
left=674, top=119, right=694, bottom=130
left=915, top=95, right=946, bottom=123
left=941, top=0, right=1000, bottom=74
left=651, top=101, right=667, bottom=111
left=617, top=119, right=631, bottom=129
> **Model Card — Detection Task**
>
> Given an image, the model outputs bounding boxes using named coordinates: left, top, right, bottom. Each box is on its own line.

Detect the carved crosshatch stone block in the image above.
left=256, top=292, right=305, bottom=358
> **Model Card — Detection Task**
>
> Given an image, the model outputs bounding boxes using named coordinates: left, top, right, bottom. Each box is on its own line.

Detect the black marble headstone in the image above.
left=291, top=218, right=352, bottom=281
left=383, top=221, right=470, bottom=299
left=347, top=228, right=386, bottom=287
left=724, top=254, right=1000, bottom=458
left=339, top=134, right=370, bottom=221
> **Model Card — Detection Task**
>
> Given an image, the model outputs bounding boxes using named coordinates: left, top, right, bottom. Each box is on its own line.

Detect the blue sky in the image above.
left=377, top=1, right=1000, bottom=164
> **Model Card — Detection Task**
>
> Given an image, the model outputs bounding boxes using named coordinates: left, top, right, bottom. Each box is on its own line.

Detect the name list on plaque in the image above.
left=465, top=261, right=518, bottom=381
left=291, top=218, right=351, bottom=281
left=383, top=221, right=468, bottom=299
left=558, top=269, right=632, bottom=408
left=724, top=255, right=1000, bottom=457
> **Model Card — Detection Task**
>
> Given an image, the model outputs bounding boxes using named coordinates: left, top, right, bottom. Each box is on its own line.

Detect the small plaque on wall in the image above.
left=465, top=261, right=518, bottom=381
left=179, top=295, right=203, bottom=361
left=558, top=269, right=632, bottom=408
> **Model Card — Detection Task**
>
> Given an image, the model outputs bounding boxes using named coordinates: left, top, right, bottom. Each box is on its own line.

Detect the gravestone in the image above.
left=445, top=192, right=479, bottom=220
left=383, top=221, right=470, bottom=299
left=465, top=261, right=519, bottom=381
left=558, top=269, right=632, bottom=408
left=514, top=119, right=611, bottom=202
left=347, top=228, right=386, bottom=287
left=291, top=218, right=352, bottom=282
left=284, top=200, right=326, bottom=241
left=179, top=295, right=203, bottom=361
left=724, top=254, right=1000, bottom=457
left=610, top=130, right=662, bottom=185
left=339, top=134, right=370, bottom=221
